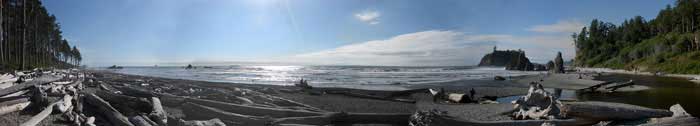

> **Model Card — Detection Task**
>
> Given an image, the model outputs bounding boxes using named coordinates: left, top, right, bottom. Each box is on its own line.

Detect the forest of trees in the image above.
left=573, top=0, right=700, bottom=74
left=1, top=0, right=81, bottom=71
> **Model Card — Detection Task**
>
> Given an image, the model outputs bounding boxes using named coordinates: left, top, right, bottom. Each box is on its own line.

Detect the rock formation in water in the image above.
left=547, top=52, right=565, bottom=73
left=478, top=48, right=543, bottom=71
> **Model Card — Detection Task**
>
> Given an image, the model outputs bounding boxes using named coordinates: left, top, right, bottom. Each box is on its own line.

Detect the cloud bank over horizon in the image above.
left=284, top=20, right=583, bottom=66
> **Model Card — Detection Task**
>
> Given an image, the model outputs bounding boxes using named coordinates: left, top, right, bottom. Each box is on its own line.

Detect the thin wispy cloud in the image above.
left=354, top=10, right=381, bottom=25
left=527, top=19, right=584, bottom=33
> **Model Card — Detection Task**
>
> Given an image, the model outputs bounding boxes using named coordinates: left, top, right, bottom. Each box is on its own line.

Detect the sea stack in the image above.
left=478, top=47, right=538, bottom=71
left=551, top=52, right=565, bottom=73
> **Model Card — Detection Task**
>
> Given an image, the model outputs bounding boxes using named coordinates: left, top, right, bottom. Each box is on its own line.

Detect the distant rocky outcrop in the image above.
left=548, top=52, right=565, bottom=73
left=478, top=48, right=543, bottom=71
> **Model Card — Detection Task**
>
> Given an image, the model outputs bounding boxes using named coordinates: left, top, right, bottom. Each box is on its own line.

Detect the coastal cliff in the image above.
left=478, top=49, right=544, bottom=71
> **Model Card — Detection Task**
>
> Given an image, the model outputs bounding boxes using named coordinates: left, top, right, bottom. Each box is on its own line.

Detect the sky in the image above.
left=42, top=0, right=674, bottom=66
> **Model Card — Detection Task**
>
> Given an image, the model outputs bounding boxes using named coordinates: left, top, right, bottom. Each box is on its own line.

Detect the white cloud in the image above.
left=289, top=31, right=498, bottom=66
left=528, top=20, right=584, bottom=33
left=354, top=10, right=381, bottom=25
left=286, top=29, right=577, bottom=66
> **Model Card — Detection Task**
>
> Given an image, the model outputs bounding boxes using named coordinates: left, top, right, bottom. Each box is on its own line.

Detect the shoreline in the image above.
left=576, top=67, right=700, bottom=83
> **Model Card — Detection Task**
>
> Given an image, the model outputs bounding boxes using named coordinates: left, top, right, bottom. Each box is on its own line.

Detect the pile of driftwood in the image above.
left=83, top=75, right=415, bottom=126
left=409, top=82, right=700, bottom=126
left=0, top=69, right=93, bottom=126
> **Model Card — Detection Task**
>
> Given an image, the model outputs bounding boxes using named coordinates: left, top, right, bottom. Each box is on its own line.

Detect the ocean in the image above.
left=101, top=65, right=542, bottom=90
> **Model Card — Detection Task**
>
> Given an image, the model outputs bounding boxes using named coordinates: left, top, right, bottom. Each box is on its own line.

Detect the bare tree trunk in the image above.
left=1, top=0, right=4, bottom=64
left=21, top=0, right=26, bottom=70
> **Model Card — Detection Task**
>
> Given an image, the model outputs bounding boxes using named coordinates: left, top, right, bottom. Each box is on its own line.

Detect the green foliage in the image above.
left=573, top=0, right=700, bottom=74
left=1, top=0, right=81, bottom=70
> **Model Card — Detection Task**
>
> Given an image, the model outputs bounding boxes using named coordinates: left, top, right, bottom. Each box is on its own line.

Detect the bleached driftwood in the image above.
left=83, top=93, right=135, bottom=126
left=0, top=101, right=30, bottom=115
left=271, top=112, right=411, bottom=125
left=0, top=96, right=30, bottom=106
left=181, top=102, right=270, bottom=126
left=0, top=89, right=28, bottom=98
left=560, top=101, right=672, bottom=121
left=177, top=118, right=226, bottom=126
left=640, top=104, right=700, bottom=126
left=94, top=90, right=152, bottom=115
left=149, top=97, right=167, bottom=126
left=54, top=95, right=73, bottom=113
left=85, top=116, right=96, bottom=126
left=0, top=75, right=60, bottom=97
left=0, top=82, right=13, bottom=89
left=512, top=82, right=562, bottom=120
left=184, top=97, right=323, bottom=118
left=20, top=100, right=61, bottom=126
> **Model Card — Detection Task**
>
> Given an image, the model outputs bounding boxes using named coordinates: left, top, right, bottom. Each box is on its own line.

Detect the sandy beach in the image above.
left=1, top=69, right=694, bottom=126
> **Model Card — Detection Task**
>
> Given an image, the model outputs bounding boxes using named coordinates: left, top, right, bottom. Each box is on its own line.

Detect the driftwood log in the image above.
left=177, top=118, right=226, bottom=126
left=0, top=89, right=29, bottom=98
left=83, top=93, right=135, bottom=126
left=0, top=101, right=30, bottom=115
left=129, top=115, right=155, bottom=126
left=0, top=77, right=56, bottom=96
left=94, top=90, right=152, bottom=115
left=560, top=101, right=672, bottom=121
left=272, top=112, right=411, bottom=125
left=640, top=104, right=700, bottom=126
left=181, top=102, right=270, bottom=126
left=184, top=97, right=323, bottom=118
left=0, top=96, right=30, bottom=106
left=604, top=80, right=634, bottom=92
left=20, top=100, right=61, bottom=126
left=148, top=97, right=167, bottom=126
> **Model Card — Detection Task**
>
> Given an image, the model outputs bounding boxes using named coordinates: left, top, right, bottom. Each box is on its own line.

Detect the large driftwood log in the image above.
left=0, top=89, right=28, bottom=98
left=20, top=100, right=61, bottom=126
left=149, top=97, right=167, bottom=126
left=604, top=80, right=634, bottom=92
left=639, top=104, right=700, bottom=126
left=184, top=97, right=323, bottom=118
left=0, top=79, right=47, bottom=97
left=560, top=101, right=672, bottom=121
left=181, top=102, right=270, bottom=126
left=271, top=112, right=411, bottom=125
left=0, top=101, right=30, bottom=115
left=0, top=96, right=30, bottom=106
left=83, top=93, right=135, bottom=126
left=94, top=90, right=153, bottom=115
left=578, top=81, right=615, bottom=92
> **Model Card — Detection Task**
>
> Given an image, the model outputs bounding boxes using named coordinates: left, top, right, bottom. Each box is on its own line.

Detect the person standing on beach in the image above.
left=469, top=88, right=476, bottom=99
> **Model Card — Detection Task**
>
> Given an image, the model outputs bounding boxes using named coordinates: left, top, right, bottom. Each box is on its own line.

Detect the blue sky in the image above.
left=43, top=0, right=673, bottom=66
